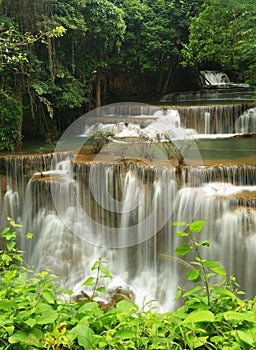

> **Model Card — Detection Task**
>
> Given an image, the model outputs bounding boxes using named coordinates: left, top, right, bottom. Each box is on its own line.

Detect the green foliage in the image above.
left=172, top=220, right=256, bottom=349
left=90, top=130, right=115, bottom=153
left=182, top=0, right=256, bottom=85
left=2, top=218, right=256, bottom=349
left=0, top=90, right=22, bottom=151
left=0, top=0, right=206, bottom=145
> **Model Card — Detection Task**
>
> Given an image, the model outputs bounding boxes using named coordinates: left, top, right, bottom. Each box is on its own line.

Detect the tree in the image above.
left=111, top=0, right=204, bottom=98
left=182, top=0, right=256, bottom=85
left=79, top=0, right=126, bottom=108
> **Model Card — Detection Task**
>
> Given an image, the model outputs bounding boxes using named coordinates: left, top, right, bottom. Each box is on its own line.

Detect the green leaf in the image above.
left=186, top=269, right=201, bottom=282
left=183, top=285, right=202, bottom=298
left=116, top=300, right=138, bottom=312
left=69, top=317, right=96, bottom=347
left=199, top=240, right=210, bottom=247
left=26, top=233, right=33, bottom=239
left=100, top=267, right=112, bottom=278
left=7, top=241, right=16, bottom=251
left=175, top=242, right=192, bottom=256
left=189, top=220, right=206, bottom=232
left=236, top=329, right=255, bottom=346
left=116, top=329, right=136, bottom=339
left=183, top=310, right=215, bottom=324
left=82, top=276, right=95, bottom=286
left=35, top=304, right=58, bottom=325
left=176, top=231, right=189, bottom=237
left=172, top=221, right=186, bottom=226
left=1, top=253, right=12, bottom=264
left=42, top=289, right=55, bottom=304
left=224, top=311, right=253, bottom=322
left=91, top=261, right=99, bottom=271
left=211, top=267, right=226, bottom=276
left=96, top=286, right=106, bottom=293
left=204, top=260, right=220, bottom=267
left=25, top=318, right=37, bottom=328
left=9, top=328, right=44, bottom=347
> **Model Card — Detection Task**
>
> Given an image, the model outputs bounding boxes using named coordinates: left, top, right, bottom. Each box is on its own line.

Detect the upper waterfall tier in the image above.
left=161, top=70, right=254, bottom=103
left=198, top=70, right=250, bottom=89
left=83, top=103, right=254, bottom=137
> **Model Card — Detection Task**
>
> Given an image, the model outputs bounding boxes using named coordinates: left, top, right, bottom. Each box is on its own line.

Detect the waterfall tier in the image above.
left=83, top=103, right=254, bottom=136
left=1, top=154, right=256, bottom=311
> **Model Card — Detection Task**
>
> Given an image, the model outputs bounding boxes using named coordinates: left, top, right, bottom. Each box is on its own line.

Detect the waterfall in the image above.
left=199, top=70, right=231, bottom=86
left=82, top=103, right=254, bottom=137
left=176, top=103, right=252, bottom=134
left=235, top=107, right=256, bottom=134
left=1, top=154, right=256, bottom=311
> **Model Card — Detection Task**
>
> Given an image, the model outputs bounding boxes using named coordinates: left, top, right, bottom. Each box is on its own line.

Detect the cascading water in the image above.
left=0, top=101, right=255, bottom=311
left=235, top=107, right=256, bottom=134
left=161, top=70, right=254, bottom=102
left=83, top=103, right=254, bottom=136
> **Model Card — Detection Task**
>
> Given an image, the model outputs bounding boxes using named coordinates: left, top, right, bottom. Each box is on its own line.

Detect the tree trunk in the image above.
left=95, top=70, right=101, bottom=109
left=17, top=91, right=23, bottom=148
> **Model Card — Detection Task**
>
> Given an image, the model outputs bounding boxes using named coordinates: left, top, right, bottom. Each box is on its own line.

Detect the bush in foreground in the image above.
left=1, top=218, right=256, bottom=349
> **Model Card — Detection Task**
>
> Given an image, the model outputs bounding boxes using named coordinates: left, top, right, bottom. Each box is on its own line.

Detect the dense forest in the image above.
left=0, top=0, right=255, bottom=150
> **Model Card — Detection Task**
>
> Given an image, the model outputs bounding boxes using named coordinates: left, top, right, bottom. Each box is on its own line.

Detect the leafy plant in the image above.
left=0, top=90, right=22, bottom=151
left=172, top=220, right=256, bottom=349
left=90, top=130, right=115, bottom=153
left=2, top=218, right=256, bottom=349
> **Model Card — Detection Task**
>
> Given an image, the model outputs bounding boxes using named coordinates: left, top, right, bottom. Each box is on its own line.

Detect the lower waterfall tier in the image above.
left=1, top=158, right=256, bottom=311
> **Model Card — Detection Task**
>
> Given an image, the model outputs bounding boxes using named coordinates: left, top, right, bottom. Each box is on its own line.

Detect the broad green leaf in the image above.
left=1, top=227, right=10, bottom=236
left=204, top=260, right=220, bottom=267
left=236, top=329, right=255, bottom=346
left=25, top=318, right=37, bottom=328
left=100, top=267, right=112, bottom=278
left=69, top=317, right=96, bottom=347
left=6, top=241, right=15, bottom=251
left=82, top=276, right=95, bottom=286
left=224, top=311, right=253, bottom=322
left=211, top=267, right=226, bottom=276
left=183, top=310, right=215, bottom=324
left=96, top=286, right=106, bottom=293
left=42, top=289, right=55, bottom=304
left=189, top=220, right=206, bottom=232
left=1, top=253, right=12, bottom=264
left=116, top=300, right=138, bottom=312
left=214, top=288, right=238, bottom=299
left=0, top=300, right=16, bottom=310
left=78, top=302, right=102, bottom=315
left=91, top=261, right=99, bottom=271
left=116, top=329, right=136, bottom=339
left=186, top=269, right=201, bottom=282
left=175, top=243, right=192, bottom=256
left=9, top=328, right=44, bottom=347
left=35, top=304, right=58, bottom=325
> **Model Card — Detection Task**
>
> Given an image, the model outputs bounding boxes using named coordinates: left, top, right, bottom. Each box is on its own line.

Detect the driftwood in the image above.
left=74, top=286, right=136, bottom=313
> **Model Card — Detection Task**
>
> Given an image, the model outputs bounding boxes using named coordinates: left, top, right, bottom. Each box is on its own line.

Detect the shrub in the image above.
left=1, top=218, right=256, bottom=349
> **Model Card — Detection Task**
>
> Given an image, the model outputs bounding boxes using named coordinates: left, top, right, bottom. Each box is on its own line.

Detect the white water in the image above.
left=1, top=156, right=256, bottom=311
left=0, top=102, right=256, bottom=312
left=83, top=104, right=254, bottom=137
left=235, top=107, right=256, bottom=134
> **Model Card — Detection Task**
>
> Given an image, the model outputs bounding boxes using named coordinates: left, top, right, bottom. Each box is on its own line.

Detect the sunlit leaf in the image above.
left=187, top=269, right=201, bottom=282
left=175, top=243, right=192, bottom=256
left=183, top=310, right=215, bottom=324
left=189, top=220, right=206, bottom=232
